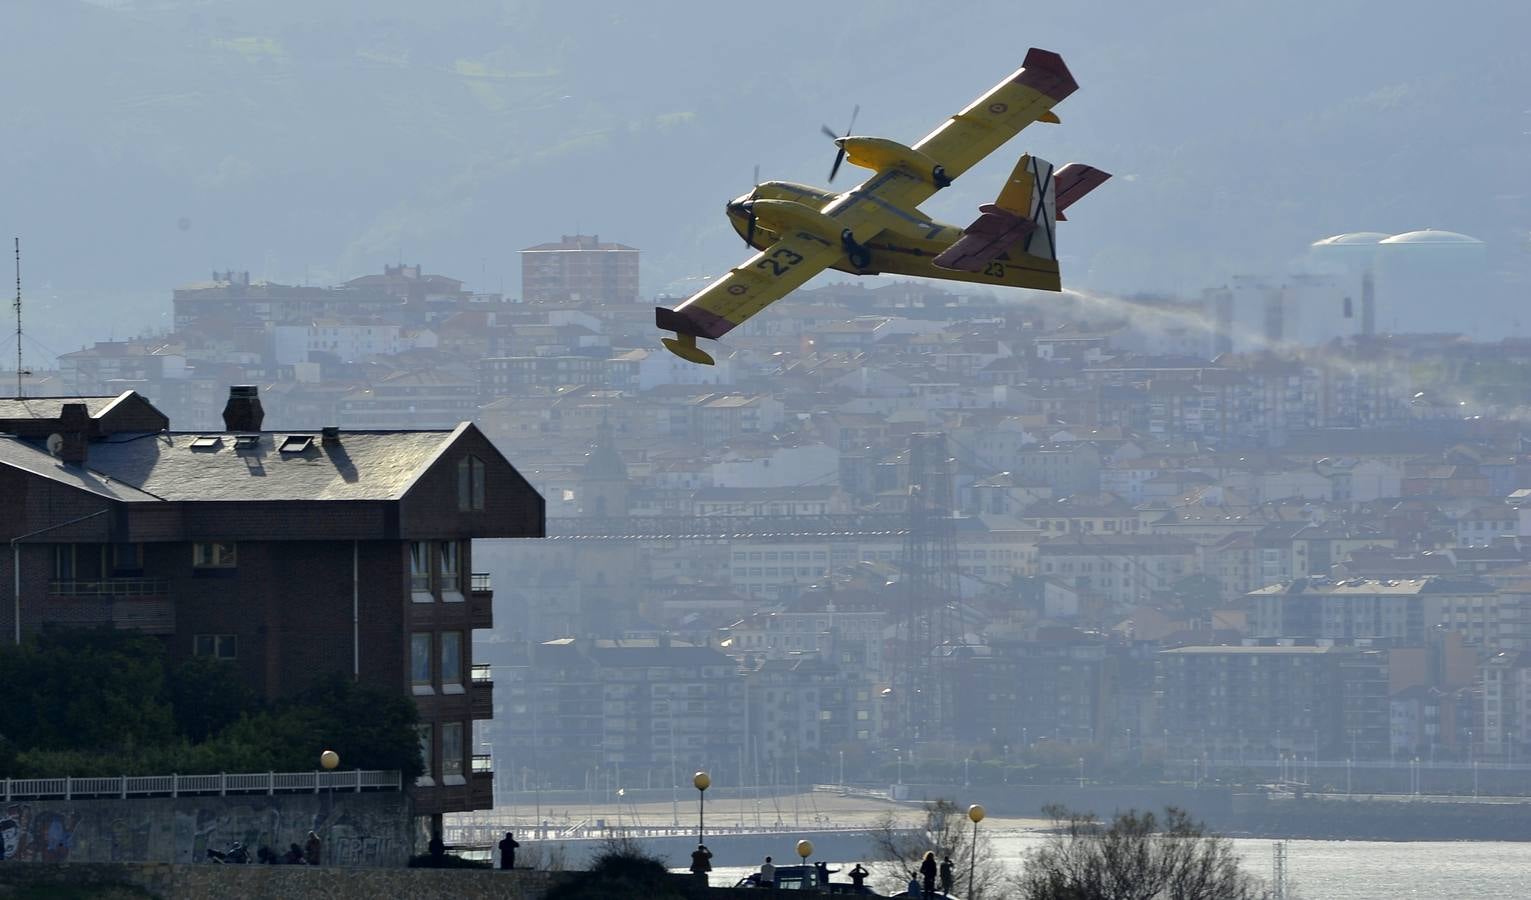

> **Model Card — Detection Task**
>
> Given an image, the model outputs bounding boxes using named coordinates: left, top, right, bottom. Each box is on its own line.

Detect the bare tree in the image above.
left=869, top=797, right=1006, bottom=898
left=1015, top=805, right=1271, bottom=900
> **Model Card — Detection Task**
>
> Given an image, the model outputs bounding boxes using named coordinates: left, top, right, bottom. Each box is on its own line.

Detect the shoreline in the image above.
left=457, top=786, right=1531, bottom=845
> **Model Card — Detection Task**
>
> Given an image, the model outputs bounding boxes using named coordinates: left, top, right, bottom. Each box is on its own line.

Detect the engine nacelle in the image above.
left=752, top=180, right=838, bottom=205
left=744, top=199, right=847, bottom=242
left=839, top=137, right=951, bottom=187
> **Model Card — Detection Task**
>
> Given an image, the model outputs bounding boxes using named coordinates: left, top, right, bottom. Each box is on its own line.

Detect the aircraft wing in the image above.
left=656, top=230, right=842, bottom=341
left=913, top=48, right=1079, bottom=183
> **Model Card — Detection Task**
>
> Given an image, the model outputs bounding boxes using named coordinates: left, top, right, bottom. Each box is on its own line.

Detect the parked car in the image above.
left=732, top=863, right=876, bottom=893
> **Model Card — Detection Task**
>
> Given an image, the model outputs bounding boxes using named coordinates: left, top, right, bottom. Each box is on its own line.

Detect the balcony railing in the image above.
left=2, top=769, right=402, bottom=802
left=48, top=578, right=169, bottom=597
left=471, top=664, right=493, bottom=685
left=471, top=754, right=493, bottom=775
left=470, top=572, right=492, bottom=592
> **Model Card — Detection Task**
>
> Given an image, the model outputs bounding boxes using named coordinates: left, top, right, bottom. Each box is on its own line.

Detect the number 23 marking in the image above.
left=984, top=261, right=1006, bottom=278
left=757, top=247, right=805, bottom=276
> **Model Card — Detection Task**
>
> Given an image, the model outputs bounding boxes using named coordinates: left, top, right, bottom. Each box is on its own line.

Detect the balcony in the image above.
left=470, top=754, right=494, bottom=809
left=46, top=580, right=174, bottom=634
left=50, top=578, right=168, bottom=598
left=468, top=576, right=492, bottom=629
left=471, top=665, right=494, bottom=721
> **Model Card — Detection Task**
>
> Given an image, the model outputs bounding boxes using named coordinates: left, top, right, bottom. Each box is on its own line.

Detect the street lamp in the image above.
left=967, top=804, right=985, bottom=896
left=320, top=749, right=339, bottom=839
left=693, top=771, right=711, bottom=846
left=797, top=838, right=814, bottom=868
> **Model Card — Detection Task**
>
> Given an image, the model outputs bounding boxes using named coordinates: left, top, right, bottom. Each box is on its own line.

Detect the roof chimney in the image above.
left=56, top=402, right=90, bottom=464
left=321, top=426, right=341, bottom=446
left=222, top=385, right=264, bottom=432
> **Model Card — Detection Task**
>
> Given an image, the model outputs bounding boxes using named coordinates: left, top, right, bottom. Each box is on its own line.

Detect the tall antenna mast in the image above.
left=14, top=237, right=27, bottom=398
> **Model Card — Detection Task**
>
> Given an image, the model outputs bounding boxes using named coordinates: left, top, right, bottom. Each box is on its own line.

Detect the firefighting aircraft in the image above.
left=656, top=48, right=1108, bottom=365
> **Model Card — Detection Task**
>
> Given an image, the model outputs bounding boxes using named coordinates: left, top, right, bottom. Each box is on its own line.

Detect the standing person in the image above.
left=689, top=843, right=713, bottom=885
left=759, top=855, right=777, bottom=888
left=906, top=874, right=922, bottom=897
left=939, top=855, right=955, bottom=894
left=498, top=831, right=520, bottom=870
left=303, top=831, right=321, bottom=866
left=919, top=850, right=938, bottom=897
left=848, top=862, right=870, bottom=891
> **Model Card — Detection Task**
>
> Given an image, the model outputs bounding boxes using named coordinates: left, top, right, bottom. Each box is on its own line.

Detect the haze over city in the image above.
left=2, top=2, right=1530, bottom=898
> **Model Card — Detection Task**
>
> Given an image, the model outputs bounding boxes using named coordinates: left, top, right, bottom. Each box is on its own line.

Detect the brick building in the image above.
left=519, top=234, right=640, bottom=304
left=1157, top=644, right=1389, bottom=759
left=0, top=387, right=544, bottom=823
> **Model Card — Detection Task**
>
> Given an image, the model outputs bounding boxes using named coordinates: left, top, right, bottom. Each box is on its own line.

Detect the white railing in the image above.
left=1, top=769, right=402, bottom=801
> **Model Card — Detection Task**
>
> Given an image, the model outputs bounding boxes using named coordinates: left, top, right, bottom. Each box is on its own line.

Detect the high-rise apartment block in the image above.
left=519, top=234, right=639, bottom=304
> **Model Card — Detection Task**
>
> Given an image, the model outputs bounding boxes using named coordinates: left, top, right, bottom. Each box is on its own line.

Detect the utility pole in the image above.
left=14, top=237, right=30, bottom=398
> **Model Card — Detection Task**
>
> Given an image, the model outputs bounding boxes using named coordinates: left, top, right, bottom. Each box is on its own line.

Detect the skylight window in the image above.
left=190, top=436, right=223, bottom=450
left=234, top=435, right=260, bottom=450
left=278, top=435, right=314, bottom=454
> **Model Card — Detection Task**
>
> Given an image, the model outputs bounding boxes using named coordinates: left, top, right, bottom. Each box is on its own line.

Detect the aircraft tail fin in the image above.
left=933, top=154, right=1056, bottom=271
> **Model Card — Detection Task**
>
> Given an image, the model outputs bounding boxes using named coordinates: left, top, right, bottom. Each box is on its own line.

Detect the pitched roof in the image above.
left=0, top=395, right=124, bottom=420
left=51, top=427, right=471, bottom=502
left=0, top=438, right=161, bottom=501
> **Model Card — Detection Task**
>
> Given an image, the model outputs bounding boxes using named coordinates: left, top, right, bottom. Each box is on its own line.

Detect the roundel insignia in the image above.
left=988, top=102, right=1008, bottom=114
left=727, top=284, right=747, bottom=295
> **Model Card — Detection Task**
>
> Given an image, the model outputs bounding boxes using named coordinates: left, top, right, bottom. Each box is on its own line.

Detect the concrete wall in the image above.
left=0, top=792, right=413, bottom=867
left=0, top=864, right=748, bottom=900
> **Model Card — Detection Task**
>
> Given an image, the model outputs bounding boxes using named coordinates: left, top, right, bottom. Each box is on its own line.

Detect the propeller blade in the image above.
left=845, top=104, right=859, bottom=136
left=829, top=146, right=847, bottom=183
left=753, top=163, right=760, bottom=186
left=821, top=124, right=840, bottom=141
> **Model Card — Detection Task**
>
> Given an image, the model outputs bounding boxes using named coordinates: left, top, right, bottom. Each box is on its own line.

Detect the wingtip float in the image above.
left=657, top=46, right=1109, bottom=364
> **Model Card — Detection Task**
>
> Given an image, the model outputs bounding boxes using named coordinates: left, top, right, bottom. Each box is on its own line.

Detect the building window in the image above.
left=111, top=543, right=143, bottom=574
left=441, top=722, right=464, bottom=779
left=194, top=634, right=237, bottom=660
left=410, top=542, right=431, bottom=592
left=193, top=542, right=237, bottom=568
left=441, top=632, right=463, bottom=687
left=52, top=546, right=76, bottom=580
left=411, top=633, right=432, bottom=690
left=439, top=541, right=460, bottom=588
left=417, top=724, right=433, bottom=783
left=457, top=455, right=486, bottom=511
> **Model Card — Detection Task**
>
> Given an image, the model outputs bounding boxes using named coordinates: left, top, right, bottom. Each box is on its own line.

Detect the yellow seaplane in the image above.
left=656, top=47, right=1108, bottom=365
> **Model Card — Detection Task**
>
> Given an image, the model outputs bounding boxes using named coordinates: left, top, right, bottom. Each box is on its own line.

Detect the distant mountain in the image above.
left=3, top=0, right=1527, bottom=312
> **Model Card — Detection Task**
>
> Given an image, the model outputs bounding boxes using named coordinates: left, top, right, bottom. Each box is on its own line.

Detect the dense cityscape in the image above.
left=21, top=228, right=1531, bottom=807
left=4, top=3, right=1528, bottom=893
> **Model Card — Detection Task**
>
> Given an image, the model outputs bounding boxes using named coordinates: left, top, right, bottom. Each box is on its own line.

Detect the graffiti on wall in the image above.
left=0, top=806, right=81, bottom=863
left=0, top=794, right=409, bottom=866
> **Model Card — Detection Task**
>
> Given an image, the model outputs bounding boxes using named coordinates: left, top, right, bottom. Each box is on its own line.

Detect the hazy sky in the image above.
left=3, top=0, right=1527, bottom=352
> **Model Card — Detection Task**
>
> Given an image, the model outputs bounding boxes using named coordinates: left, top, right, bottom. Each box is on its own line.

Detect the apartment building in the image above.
left=0, top=387, right=544, bottom=821
left=1157, top=645, right=1387, bottom=759
left=519, top=234, right=640, bottom=304
left=496, top=638, right=743, bottom=779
